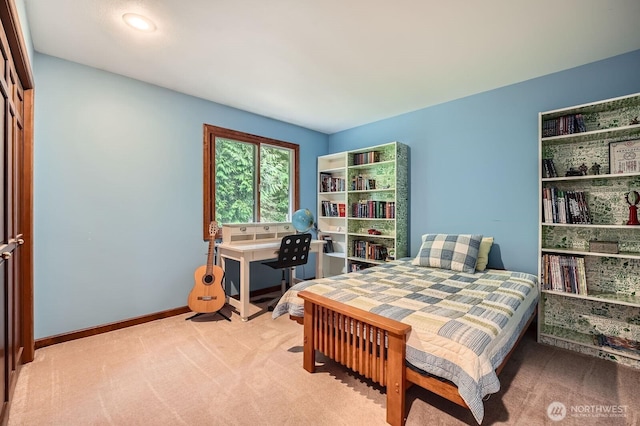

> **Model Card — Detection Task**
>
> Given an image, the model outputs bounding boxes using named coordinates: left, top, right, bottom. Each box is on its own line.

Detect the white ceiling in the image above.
left=24, top=0, right=640, bottom=134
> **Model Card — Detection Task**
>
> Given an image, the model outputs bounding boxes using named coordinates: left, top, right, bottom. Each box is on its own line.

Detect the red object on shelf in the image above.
left=627, top=190, right=640, bottom=225
left=628, top=205, right=640, bottom=225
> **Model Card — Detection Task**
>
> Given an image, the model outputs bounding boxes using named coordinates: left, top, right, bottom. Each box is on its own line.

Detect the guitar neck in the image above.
left=205, top=236, right=215, bottom=274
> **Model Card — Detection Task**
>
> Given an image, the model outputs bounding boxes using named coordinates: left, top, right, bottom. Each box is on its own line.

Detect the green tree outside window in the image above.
left=204, top=125, right=299, bottom=237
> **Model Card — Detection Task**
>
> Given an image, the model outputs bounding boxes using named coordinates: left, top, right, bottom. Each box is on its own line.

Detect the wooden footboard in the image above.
left=299, top=290, right=411, bottom=426
left=297, top=290, right=537, bottom=426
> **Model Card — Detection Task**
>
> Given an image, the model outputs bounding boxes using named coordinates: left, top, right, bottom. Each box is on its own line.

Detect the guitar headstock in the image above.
left=209, top=221, right=219, bottom=238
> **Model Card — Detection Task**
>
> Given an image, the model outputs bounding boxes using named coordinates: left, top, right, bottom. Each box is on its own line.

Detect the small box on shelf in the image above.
left=589, top=240, right=619, bottom=254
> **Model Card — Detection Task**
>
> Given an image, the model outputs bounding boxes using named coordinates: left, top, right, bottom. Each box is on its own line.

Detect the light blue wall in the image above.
left=33, top=53, right=328, bottom=338
left=14, top=0, right=33, bottom=64
left=329, top=49, right=640, bottom=274
left=30, top=43, right=640, bottom=338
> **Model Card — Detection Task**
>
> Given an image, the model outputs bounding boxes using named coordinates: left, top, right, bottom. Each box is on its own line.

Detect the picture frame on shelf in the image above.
left=321, top=234, right=334, bottom=253
left=609, top=139, right=640, bottom=174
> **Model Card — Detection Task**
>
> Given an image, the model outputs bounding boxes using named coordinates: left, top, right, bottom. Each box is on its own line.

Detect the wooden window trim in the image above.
left=203, top=124, right=300, bottom=240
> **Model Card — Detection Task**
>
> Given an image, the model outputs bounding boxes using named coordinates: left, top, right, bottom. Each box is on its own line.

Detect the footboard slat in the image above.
left=340, top=314, right=347, bottom=365
left=334, top=312, right=341, bottom=363
left=379, top=333, right=386, bottom=384
left=350, top=321, right=357, bottom=370
left=299, top=291, right=411, bottom=426
left=316, top=306, right=322, bottom=351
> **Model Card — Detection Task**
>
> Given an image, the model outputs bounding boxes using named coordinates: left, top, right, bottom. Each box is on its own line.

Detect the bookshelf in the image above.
left=317, top=142, right=408, bottom=276
left=538, top=92, right=640, bottom=369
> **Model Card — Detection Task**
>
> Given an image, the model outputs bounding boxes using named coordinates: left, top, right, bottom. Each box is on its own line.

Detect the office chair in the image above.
left=263, top=233, right=312, bottom=311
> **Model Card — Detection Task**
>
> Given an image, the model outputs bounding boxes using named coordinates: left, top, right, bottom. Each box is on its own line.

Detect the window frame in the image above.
left=203, top=124, right=300, bottom=240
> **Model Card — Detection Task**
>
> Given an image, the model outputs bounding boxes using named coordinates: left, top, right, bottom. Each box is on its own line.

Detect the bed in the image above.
left=272, top=234, right=539, bottom=425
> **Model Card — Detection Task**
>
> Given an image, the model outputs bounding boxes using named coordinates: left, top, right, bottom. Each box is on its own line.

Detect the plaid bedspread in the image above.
left=272, top=259, right=539, bottom=424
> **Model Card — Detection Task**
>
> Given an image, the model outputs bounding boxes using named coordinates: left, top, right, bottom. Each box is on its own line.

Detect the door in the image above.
left=0, top=8, right=27, bottom=414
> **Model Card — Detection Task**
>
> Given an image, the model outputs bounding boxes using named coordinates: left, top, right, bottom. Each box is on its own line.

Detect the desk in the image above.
left=217, top=240, right=325, bottom=321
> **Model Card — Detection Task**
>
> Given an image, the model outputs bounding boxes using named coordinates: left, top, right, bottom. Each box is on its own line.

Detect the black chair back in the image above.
left=273, top=233, right=312, bottom=268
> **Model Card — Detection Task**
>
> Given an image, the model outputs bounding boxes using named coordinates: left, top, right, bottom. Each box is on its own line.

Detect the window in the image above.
left=203, top=125, right=299, bottom=239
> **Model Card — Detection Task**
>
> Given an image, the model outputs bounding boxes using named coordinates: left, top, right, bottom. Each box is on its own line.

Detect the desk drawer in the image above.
left=222, top=225, right=256, bottom=243
left=256, top=224, right=275, bottom=233
left=227, top=225, right=256, bottom=235
left=255, top=224, right=277, bottom=240
left=277, top=224, right=295, bottom=235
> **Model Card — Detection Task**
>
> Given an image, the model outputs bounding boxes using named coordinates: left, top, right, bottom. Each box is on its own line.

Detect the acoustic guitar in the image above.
left=188, top=221, right=226, bottom=314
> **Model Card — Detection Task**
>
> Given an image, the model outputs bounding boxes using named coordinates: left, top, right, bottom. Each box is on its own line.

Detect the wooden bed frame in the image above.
left=293, top=290, right=536, bottom=426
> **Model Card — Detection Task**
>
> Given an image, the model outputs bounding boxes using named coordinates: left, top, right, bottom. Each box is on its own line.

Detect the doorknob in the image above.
left=1, top=252, right=11, bottom=260
left=17, top=238, right=24, bottom=245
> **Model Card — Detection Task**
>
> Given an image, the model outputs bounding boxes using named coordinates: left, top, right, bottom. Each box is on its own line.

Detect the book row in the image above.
left=351, top=175, right=376, bottom=191
left=319, top=173, right=346, bottom=192
left=320, top=201, right=346, bottom=217
left=542, top=113, right=587, bottom=137
left=352, top=150, right=380, bottom=165
left=351, top=200, right=395, bottom=219
left=352, top=240, right=388, bottom=261
left=542, top=187, right=591, bottom=224
left=319, top=173, right=380, bottom=192
left=541, top=254, right=587, bottom=295
left=541, top=158, right=558, bottom=178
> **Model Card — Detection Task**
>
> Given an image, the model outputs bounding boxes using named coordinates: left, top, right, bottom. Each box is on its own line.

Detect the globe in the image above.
left=292, top=208, right=315, bottom=233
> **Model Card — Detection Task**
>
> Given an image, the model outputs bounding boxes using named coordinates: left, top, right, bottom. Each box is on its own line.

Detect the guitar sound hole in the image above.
left=203, top=275, right=214, bottom=284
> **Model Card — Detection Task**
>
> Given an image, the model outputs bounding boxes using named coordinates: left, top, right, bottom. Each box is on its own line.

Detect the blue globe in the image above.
left=292, top=208, right=315, bottom=233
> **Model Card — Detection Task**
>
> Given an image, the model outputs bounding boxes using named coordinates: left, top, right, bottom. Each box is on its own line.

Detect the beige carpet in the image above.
left=8, top=304, right=640, bottom=426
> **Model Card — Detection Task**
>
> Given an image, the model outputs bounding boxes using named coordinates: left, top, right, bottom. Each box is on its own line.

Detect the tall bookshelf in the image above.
left=317, top=142, right=408, bottom=277
left=538, top=92, right=640, bottom=369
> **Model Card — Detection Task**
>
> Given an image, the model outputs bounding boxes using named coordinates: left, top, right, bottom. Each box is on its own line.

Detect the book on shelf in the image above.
left=351, top=175, right=376, bottom=191
left=594, top=334, right=640, bottom=356
left=542, top=114, right=588, bottom=137
left=321, top=200, right=344, bottom=217
left=542, top=158, right=558, bottom=178
left=350, top=263, right=373, bottom=272
left=321, top=235, right=334, bottom=253
left=575, top=114, right=587, bottom=132
left=541, top=254, right=587, bottom=295
left=352, top=151, right=380, bottom=166
left=542, top=187, right=591, bottom=224
left=320, top=173, right=345, bottom=192
left=351, top=200, right=395, bottom=219
left=352, top=240, right=388, bottom=261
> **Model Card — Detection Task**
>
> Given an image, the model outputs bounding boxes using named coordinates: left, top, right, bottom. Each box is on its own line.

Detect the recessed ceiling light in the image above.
left=122, top=13, right=156, bottom=32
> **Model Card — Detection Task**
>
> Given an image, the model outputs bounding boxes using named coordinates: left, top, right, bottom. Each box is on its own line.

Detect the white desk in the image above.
left=217, top=240, right=325, bottom=321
